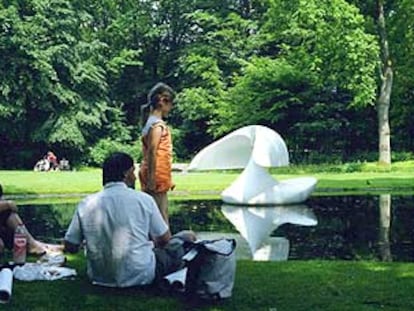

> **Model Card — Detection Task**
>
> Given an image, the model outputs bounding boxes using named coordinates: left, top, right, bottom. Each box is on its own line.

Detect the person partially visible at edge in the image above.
left=0, top=184, right=63, bottom=255
left=64, top=152, right=195, bottom=287
left=139, top=82, right=175, bottom=225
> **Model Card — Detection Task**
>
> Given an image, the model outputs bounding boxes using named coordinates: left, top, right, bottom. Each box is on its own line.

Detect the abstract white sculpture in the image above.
left=188, top=125, right=317, bottom=205
left=221, top=204, right=318, bottom=260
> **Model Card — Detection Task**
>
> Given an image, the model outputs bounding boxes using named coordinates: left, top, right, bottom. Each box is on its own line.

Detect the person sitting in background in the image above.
left=0, top=184, right=63, bottom=255
left=58, top=158, right=70, bottom=171
left=64, top=152, right=195, bottom=287
left=33, top=156, right=50, bottom=172
left=46, top=151, right=58, bottom=171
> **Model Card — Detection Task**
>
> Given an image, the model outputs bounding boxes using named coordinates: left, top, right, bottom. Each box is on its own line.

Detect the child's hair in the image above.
left=140, top=82, right=174, bottom=127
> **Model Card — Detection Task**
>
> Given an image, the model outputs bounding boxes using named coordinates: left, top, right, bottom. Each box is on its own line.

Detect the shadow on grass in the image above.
left=6, top=255, right=414, bottom=311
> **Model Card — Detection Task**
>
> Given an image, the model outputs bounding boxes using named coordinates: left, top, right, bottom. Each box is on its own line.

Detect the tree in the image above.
left=1, top=0, right=411, bottom=167
left=387, top=0, right=414, bottom=153
left=348, top=0, right=404, bottom=164
left=172, top=1, right=264, bottom=157
left=212, top=0, right=379, bottom=160
left=376, top=0, right=393, bottom=165
left=0, top=0, right=109, bottom=167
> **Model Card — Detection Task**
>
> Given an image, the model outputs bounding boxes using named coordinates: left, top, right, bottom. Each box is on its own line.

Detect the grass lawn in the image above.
left=5, top=255, right=414, bottom=311
left=0, top=160, right=414, bottom=199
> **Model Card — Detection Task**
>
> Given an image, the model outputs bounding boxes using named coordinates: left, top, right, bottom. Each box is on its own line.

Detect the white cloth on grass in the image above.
left=13, top=263, right=76, bottom=281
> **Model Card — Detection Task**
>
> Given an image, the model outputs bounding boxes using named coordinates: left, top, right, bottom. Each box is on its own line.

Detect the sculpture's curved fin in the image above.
left=251, top=125, right=289, bottom=168
left=188, top=125, right=289, bottom=171
left=188, top=130, right=252, bottom=170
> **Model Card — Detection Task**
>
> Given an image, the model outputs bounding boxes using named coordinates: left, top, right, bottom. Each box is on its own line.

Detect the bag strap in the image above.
left=189, top=238, right=236, bottom=256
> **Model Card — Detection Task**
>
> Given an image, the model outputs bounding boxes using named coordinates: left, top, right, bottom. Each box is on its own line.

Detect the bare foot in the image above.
left=40, top=242, right=64, bottom=254
left=27, top=241, right=47, bottom=256
left=28, top=241, right=64, bottom=256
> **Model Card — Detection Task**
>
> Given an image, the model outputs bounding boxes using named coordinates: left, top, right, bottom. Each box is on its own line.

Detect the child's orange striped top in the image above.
left=139, top=121, right=174, bottom=193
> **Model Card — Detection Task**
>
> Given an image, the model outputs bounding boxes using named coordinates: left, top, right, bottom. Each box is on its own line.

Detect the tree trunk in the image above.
left=377, top=0, right=393, bottom=165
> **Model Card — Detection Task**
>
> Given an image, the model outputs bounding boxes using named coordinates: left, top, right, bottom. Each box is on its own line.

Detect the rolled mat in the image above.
left=0, top=268, right=13, bottom=303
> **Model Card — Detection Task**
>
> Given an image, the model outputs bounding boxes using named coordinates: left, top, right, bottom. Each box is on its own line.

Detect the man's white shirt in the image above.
left=65, top=182, right=168, bottom=287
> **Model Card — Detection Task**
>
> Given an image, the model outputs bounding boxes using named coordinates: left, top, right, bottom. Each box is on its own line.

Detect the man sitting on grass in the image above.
left=64, top=152, right=195, bottom=287
left=0, top=184, right=63, bottom=256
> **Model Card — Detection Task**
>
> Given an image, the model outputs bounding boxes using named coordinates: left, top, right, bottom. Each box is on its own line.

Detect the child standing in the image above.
left=139, top=82, right=175, bottom=225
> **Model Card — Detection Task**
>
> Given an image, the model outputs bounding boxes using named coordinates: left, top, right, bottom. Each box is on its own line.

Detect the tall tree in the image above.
left=376, top=0, right=393, bottom=165
left=348, top=0, right=399, bottom=164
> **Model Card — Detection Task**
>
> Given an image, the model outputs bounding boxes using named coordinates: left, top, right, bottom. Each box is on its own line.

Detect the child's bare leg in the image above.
left=151, top=192, right=169, bottom=226
left=5, top=212, right=61, bottom=254
left=0, top=237, right=5, bottom=254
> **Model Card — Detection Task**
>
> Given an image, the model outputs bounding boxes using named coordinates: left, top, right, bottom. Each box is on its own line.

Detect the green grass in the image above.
left=1, top=160, right=414, bottom=200
left=5, top=255, right=414, bottom=311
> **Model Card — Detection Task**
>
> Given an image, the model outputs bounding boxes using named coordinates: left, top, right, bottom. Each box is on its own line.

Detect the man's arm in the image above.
left=153, top=229, right=172, bottom=248
left=64, top=207, right=83, bottom=253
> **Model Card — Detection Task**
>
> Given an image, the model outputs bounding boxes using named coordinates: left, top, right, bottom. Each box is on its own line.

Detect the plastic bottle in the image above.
left=13, top=224, right=27, bottom=264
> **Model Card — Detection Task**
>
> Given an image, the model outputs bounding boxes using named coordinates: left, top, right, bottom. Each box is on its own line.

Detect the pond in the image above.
left=14, top=194, right=414, bottom=262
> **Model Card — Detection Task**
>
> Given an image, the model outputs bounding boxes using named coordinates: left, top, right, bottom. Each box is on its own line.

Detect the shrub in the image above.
left=392, top=151, right=414, bottom=162
left=342, top=162, right=363, bottom=173
left=88, top=139, right=142, bottom=167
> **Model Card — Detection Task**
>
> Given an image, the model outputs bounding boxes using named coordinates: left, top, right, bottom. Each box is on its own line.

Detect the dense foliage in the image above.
left=0, top=0, right=412, bottom=168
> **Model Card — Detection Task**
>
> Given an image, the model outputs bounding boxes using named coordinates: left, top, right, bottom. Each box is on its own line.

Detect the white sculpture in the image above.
left=188, top=125, right=317, bottom=205
left=221, top=204, right=318, bottom=260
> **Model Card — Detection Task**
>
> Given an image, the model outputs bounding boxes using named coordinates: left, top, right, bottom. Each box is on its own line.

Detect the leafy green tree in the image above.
left=0, top=0, right=109, bottom=167
left=173, top=1, right=262, bottom=157
left=1, top=0, right=412, bottom=167
left=212, top=0, right=379, bottom=161
left=347, top=0, right=410, bottom=164
left=175, top=54, right=225, bottom=157
left=387, top=0, right=414, bottom=153
left=260, top=0, right=378, bottom=107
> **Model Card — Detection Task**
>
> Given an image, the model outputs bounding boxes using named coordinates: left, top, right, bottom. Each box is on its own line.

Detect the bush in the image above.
left=289, top=149, right=343, bottom=165
left=88, top=139, right=142, bottom=167
left=342, top=162, right=363, bottom=173
left=392, top=151, right=414, bottom=162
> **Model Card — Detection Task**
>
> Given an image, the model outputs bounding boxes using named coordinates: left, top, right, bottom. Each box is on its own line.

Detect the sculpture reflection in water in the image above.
left=221, top=204, right=317, bottom=261
left=378, top=194, right=392, bottom=261
left=188, top=125, right=317, bottom=205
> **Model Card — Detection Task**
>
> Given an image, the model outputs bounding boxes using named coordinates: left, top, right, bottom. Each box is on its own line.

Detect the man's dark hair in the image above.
left=0, top=184, right=3, bottom=198
left=102, top=152, right=134, bottom=186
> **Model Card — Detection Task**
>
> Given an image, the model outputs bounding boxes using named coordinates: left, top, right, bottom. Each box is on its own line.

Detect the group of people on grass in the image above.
left=1, top=82, right=192, bottom=288
left=33, top=151, right=70, bottom=172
